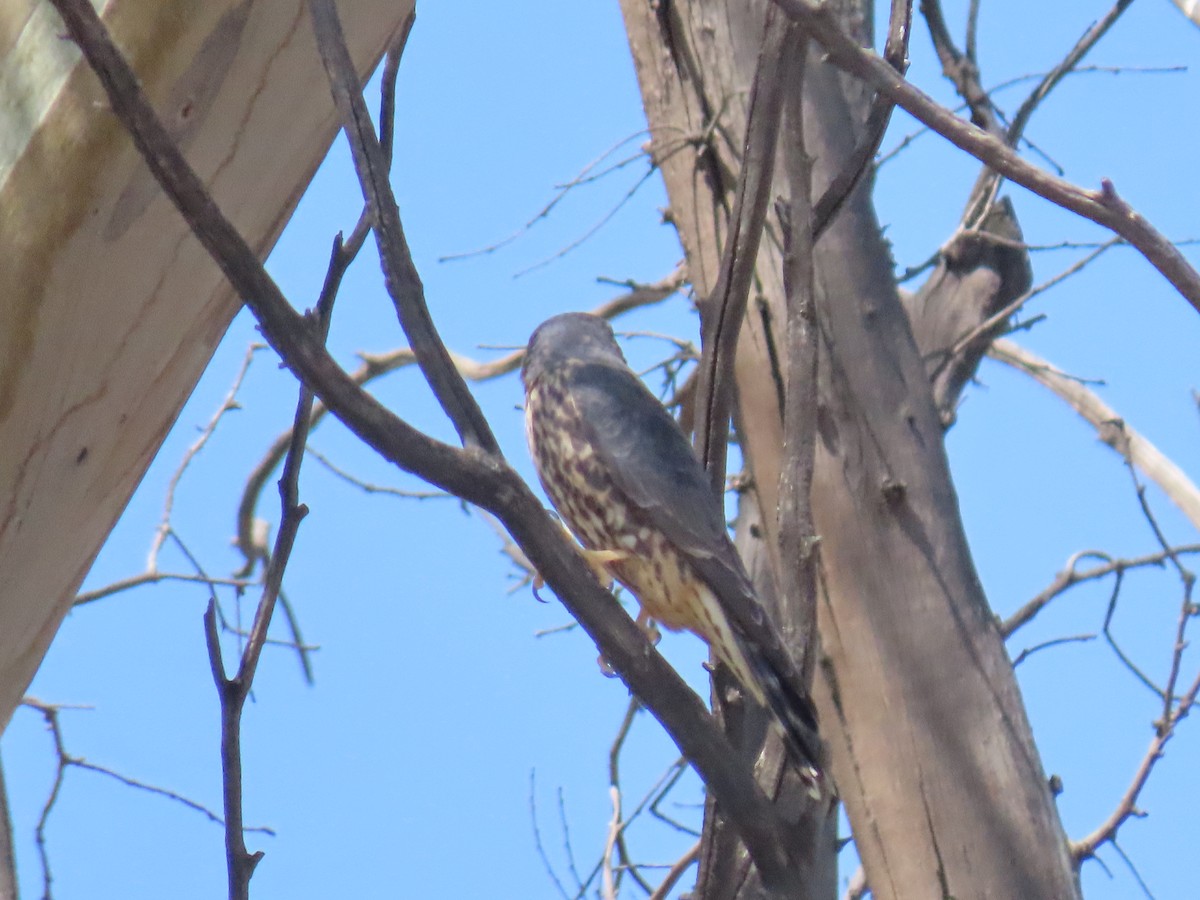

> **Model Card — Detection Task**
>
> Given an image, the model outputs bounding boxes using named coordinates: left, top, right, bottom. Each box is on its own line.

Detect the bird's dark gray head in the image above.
left=522, top=313, right=628, bottom=386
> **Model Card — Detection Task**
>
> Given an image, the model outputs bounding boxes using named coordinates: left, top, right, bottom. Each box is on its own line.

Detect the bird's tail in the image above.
left=741, top=639, right=825, bottom=778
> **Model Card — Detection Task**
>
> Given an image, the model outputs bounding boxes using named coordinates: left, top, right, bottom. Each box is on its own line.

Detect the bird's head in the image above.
left=522, top=313, right=628, bottom=388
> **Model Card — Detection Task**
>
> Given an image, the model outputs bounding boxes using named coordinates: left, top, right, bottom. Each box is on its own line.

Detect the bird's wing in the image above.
left=563, top=360, right=731, bottom=559
left=565, top=360, right=824, bottom=769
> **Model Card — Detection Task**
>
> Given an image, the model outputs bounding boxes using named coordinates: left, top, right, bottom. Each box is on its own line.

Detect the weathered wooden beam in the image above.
left=0, top=0, right=413, bottom=729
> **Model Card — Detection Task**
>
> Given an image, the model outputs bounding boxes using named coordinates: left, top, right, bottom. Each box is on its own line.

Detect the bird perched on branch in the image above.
left=521, top=312, right=822, bottom=774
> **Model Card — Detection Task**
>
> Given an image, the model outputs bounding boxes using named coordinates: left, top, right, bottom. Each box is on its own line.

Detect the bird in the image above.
left=521, top=312, right=822, bottom=774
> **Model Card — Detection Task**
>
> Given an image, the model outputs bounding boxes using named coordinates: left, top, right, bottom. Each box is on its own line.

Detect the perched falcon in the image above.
left=522, top=312, right=822, bottom=773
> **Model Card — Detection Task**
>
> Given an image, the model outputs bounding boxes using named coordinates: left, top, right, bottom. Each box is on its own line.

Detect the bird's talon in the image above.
left=635, top=608, right=662, bottom=646
left=596, top=654, right=619, bottom=678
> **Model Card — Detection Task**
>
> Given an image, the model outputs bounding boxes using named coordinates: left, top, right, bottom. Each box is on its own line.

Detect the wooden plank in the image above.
left=0, top=0, right=413, bottom=727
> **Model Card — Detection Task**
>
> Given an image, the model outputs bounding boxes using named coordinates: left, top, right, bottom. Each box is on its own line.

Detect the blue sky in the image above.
left=3, top=1, right=1198, bottom=898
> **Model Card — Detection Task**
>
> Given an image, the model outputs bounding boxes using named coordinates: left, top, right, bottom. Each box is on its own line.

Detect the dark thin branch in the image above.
left=778, top=35, right=821, bottom=684
left=75, top=571, right=255, bottom=607
left=50, top=2, right=804, bottom=890
left=1010, top=633, right=1097, bottom=668
left=529, top=771, right=572, bottom=900
left=963, top=0, right=1137, bottom=225
left=204, top=288, right=317, bottom=899
left=694, top=10, right=792, bottom=492
left=877, top=64, right=1186, bottom=169
left=1006, top=0, right=1135, bottom=150
left=811, top=0, right=911, bottom=240
left=1003, top=546, right=1200, bottom=637
left=770, top=0, right=1200, bottom=314
left=921, top=0, right=1000, bottom=133
left=1072, top=666, right=1200, bottom=862
left=556, top=788, right=584, bottom=895
left=515, top=164, right=662, bottom=278
left=22, top=697, right=269, bottom=900
left=1110, top=840, right=1157, bottom=900
left=1123, top=462, right=1197, bottom=718
left=439, top=129, right=652, bottom=263
left=965, top=0, right=981, bottom=64
left=298, top=12, right=412, bottom=338
left=1101, top=569, right=1164, bottom=699
left=647, top=841, right=702, bottom=900
left=307, top=0, right=500, bottom=455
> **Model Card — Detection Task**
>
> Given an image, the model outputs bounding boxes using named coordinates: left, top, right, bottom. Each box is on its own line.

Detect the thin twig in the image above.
left=21, top=698, right=271, bottom=900
left=647, top=840, right=702, bottom=900
left=1101, top=568, right=1164, bottom=699
left=608, top=698, right=654, bottom=896
left=601, top=786, right=621, bottom=900
left=1072, top=666, right=1200, bottom=862
left=529, top=771, right=572, bottom=900
left=1002, top=546, right=1200, bottom=637
left=75, top=571, right=255, bottom=606
left=439, top=129, right=651, bottom=262
left=877, top=65, right=1186, bottom=168
left=307, top=447, right=450, bottom=500
left=148, top=344, right=263, bottom=570
left=1122, top=462, right=1197, bottom=719
left=515, top=166, right=662, bottom=278
left=1010, top=633, right=1097, bottom=667
left=1007, top=0, right=1136, bottom=151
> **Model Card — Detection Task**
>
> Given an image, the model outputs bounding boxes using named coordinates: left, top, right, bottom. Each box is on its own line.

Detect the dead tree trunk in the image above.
left=620, top=2, right=1080, bottom=897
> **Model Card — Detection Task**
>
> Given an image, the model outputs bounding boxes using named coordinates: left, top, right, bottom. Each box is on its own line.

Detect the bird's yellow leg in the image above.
left=635, top=606, right=662, bottom=647
left=531, top=523, right=628, bottom=596
left=579, top=548, right=627, bottom=588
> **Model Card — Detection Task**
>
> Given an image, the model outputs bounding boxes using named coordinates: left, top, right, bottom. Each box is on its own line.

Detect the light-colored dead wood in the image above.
left=0, top=0, right=412, bottom=729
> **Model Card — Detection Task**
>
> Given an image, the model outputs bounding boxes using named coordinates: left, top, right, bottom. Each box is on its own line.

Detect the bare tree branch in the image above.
left=1072, top=668, right=1200, bottom=862
left=811, top=0, right=912, bottom=240
left=149, top=343, right=264, bottom=571
left=648, top=840, right=702, bottom=900
left=20, top=697, right=268, bottom=900
left=771, top=0, right=1200, bottom=314
left=921, top=0, right=1000, bottom=133
left=694, top=10, right=792, bottom=492
left=307, top=0, right=499, bottom=455
left=1006, top=0, right=1136, bottom=151
left=990, top=339, right=1200, bottom=532
left=1003, top=546, right=1200, bottom=637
